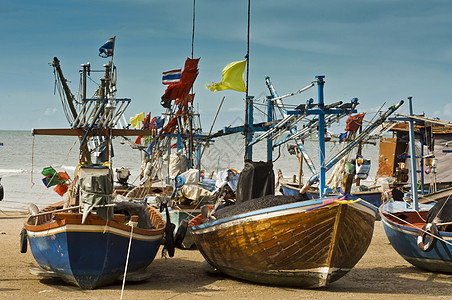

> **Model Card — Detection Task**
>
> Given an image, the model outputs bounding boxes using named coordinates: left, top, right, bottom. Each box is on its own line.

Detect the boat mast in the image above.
left=51, top=57, right=78, bottom=122
left=407, top=96, right=419, bottom=210
left=244, top=0, right=252, bottom=161
left=188, top=0, right=196, bottom=169
left=316, top=76, right=327, bottom=197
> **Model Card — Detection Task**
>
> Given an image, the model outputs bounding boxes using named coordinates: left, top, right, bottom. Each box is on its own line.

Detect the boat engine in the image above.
left=116, top=167, right=131, bottom=186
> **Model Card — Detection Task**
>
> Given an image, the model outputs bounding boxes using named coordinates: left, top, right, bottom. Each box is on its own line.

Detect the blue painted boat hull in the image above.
left=25, top=207, right=165, bottom=289
left=380, top=201, right=452, bottom=273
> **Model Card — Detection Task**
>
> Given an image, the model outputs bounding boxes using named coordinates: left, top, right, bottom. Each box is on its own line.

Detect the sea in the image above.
left=0, top=130, right=380, bottom=212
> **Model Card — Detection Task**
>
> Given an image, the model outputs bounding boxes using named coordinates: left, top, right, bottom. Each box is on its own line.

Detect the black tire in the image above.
left=174, top=219, right=189, bottom=249
left=164, top=222, right=176, bottom=257
left=162, top=203, right=175, bottom=257
left=20, top=228, right=27, bottom=253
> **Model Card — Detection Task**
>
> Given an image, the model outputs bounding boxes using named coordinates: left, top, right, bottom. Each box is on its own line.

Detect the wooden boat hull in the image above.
left=190, top=198, right=376, bottom=287
left=25, top=206, right=165, bottom=289
left=380, top=201, right=452, bottom=273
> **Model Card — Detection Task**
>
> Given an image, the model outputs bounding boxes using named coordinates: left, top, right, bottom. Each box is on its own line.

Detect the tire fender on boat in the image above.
left=174, top=219, right=188, bottom=249
left=161, top=202, right=175, bottom=257
left=417, top=222, right=439, bottom=252
left=20, top=227, right=27, bottom=253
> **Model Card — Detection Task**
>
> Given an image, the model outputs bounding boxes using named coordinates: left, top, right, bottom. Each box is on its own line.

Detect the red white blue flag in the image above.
left=99, top=37, right=115, bottom=58
left=162, top=69, right=182, bottom=85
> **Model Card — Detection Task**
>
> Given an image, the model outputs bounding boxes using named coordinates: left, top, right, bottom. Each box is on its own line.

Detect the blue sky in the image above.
left=1, top=0, right=452, bottom=131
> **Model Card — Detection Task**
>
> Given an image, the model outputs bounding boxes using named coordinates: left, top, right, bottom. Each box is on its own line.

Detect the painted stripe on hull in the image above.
left=218, top=263, right=351, bottom=288
left=27, top=224, right=163, bottom=241
left=193, top=199, right=375, bottom=234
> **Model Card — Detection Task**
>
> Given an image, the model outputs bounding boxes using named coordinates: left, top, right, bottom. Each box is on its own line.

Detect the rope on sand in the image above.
left=120, top=216, right=138, bottom=300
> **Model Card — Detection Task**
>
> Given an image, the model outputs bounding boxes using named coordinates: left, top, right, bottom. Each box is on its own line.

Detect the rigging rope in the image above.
left=120, top=219, right=136, bottom=300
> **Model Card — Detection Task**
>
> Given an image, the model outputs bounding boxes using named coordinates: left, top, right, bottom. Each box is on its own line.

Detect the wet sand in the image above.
left=0, top=212, right=451, bottom=299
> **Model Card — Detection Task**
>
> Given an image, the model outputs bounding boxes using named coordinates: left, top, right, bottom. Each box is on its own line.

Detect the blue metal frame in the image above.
left=285, top=76, right=358, bottom=197
left=407, top=97, right=419, bottom=210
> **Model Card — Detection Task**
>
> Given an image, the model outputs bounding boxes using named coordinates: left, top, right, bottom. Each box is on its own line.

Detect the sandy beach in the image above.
left=0, top=211, right=450, bottom=300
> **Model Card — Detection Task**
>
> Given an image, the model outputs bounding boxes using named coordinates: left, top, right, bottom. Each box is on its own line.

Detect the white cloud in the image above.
left=441, top=103, right=452, bottom=118
left=44, top=108, right=57, bottom=116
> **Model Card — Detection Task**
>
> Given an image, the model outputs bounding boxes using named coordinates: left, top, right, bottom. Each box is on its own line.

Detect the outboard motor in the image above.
left=115, top=167, right=131, bottom=186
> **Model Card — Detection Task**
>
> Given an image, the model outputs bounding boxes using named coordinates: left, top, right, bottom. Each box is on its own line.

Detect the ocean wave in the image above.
left=60, top=165, right=76, bottom=172
left=0, top=169, right=28, bottom=176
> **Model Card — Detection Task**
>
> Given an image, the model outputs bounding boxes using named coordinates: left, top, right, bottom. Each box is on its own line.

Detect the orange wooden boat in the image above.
left=190, top=196, right=376, bottom=287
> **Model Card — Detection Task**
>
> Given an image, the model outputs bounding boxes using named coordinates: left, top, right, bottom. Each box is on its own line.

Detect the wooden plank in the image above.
left=419, top=187, right=452, bottom=203
left=377, top=136, right=397, bottom=177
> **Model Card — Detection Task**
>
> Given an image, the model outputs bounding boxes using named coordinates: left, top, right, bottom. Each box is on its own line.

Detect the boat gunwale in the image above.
left=24, top=206, right=166, bottom=236
left=191, top=196, right=376, bottom=231
left=379, top=202, right=452, bottom=238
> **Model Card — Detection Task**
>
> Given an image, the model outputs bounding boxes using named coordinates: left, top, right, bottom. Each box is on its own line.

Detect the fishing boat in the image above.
left=191, top=194, right=376, bottom=287
left=190, top=65, right=404, bottom=286
left=380, top=97, right=452, bottom=273
left=24, top=199, right=165, bottom=289
left=22, top=40, right=168, bottom=289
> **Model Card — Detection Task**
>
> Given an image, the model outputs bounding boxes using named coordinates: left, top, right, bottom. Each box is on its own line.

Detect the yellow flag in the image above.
left=130, top=112, right=145, bottom=128
left=206, top=60, right=246, bottom=92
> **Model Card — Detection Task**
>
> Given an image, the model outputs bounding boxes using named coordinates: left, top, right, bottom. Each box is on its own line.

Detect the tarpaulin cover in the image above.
left=235, top=161, right=275, bottom=204
left=169, top=151, right=188, bottom=179
left=80, top=174, right=113, bottom=224
left=406, top=133, right=452, bottom=184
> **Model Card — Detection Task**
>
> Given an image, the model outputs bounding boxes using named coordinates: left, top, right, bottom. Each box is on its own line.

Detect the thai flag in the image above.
left=99, top=37, right=115, bottom=58
left=162, top=69, right=182, bottom=85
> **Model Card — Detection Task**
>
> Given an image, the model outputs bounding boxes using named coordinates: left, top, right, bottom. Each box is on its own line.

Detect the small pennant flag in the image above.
left=99, top=37, right=115, bottom=58
left=162, top=69, right=182, bottom=85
